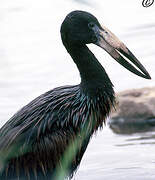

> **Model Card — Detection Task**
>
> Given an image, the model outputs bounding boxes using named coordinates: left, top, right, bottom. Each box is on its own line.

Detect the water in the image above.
left=0, top=0, right=155, bottom=179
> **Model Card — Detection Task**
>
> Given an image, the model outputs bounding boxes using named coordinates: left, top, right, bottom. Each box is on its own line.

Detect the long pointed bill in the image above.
left=94, top=25, right=151, bottom=79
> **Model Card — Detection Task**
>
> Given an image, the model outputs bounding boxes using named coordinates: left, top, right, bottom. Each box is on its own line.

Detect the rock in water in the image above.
left=109, top=87, right=155, bottom=134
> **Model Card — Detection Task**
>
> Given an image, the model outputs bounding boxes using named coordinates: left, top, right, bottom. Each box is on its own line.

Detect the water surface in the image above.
left=0, top=0, right=155, bottom=179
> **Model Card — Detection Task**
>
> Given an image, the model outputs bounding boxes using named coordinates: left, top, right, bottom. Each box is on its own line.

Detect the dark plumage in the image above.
left=0, top=10, right=151, bottom=180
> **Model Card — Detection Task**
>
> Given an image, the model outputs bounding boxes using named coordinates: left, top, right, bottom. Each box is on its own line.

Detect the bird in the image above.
left=0, top=10, right=151, bottom=180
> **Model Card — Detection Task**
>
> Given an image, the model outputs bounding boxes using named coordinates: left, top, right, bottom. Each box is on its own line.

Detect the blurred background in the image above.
left=0, top=0, right=155, bottom=179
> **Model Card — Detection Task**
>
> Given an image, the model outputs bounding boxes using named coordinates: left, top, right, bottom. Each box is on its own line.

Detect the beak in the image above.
left=94, top=25, right=151, bottom=79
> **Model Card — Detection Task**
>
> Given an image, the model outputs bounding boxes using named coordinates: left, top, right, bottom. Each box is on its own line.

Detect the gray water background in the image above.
left=0, top=0, right=155, bottom=179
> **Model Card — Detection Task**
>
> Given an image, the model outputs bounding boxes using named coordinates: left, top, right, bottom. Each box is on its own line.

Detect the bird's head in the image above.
left=61, top=10, right=151, bottom=79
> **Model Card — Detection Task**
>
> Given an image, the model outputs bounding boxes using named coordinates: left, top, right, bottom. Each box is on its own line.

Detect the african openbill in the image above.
left=0, top=10, right=151, bottom=180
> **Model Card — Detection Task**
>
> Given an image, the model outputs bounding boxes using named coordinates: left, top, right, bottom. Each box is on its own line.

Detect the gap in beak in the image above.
left=115, top=49, right=149, bottom=78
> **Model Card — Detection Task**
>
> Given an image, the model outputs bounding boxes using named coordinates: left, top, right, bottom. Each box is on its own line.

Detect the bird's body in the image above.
left=0, top=10, right=150, bottom=179
left=0, top=46, right=115, bottom=180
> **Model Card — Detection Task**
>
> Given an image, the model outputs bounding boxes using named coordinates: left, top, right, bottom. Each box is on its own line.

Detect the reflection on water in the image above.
left=75, top=128, right=155, bottom=180
left=0, top=0, right=155, bottom=179
left=116, top=132, right=155, bottom=146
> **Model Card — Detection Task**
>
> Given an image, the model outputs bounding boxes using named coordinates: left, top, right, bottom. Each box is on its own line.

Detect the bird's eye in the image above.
left=88, top=22, right=95, bottom=29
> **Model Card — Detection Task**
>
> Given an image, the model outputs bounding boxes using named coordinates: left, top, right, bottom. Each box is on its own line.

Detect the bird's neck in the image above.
left=66, top=44, right=114, bottom=97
